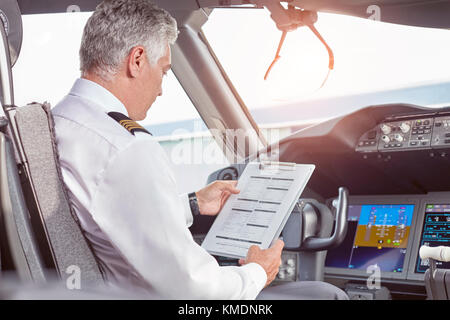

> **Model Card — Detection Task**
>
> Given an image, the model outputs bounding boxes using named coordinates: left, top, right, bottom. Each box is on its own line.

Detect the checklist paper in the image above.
left=201, top=161, right=315, bottom=259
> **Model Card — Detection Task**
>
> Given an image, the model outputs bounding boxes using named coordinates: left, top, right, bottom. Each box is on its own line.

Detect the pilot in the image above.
left=52, top=0, right=347, bottom=300
left=52, top=0, right=283, bottom=299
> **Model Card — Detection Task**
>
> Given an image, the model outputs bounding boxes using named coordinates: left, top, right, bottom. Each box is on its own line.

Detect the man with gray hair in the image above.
left=52, top=0, right=284, bottom=299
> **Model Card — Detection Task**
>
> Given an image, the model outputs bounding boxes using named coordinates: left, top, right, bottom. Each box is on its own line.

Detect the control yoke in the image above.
left=284, top=187, right=348, bottom=252
left=302, top=187, right=348, bottom=251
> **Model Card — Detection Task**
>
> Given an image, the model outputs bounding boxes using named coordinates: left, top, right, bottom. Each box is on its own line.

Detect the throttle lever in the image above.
left=420, top=245, right=450, bottom=262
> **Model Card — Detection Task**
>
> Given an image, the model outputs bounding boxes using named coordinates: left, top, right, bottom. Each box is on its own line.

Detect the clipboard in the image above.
left=201, top=161, right=315, bottom=259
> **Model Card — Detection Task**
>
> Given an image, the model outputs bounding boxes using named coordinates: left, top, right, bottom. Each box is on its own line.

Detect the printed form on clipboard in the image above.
left=201, top=161, right=315, bottom=259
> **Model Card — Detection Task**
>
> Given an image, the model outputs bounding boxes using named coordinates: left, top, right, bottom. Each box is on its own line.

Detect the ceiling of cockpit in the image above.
left=14, top=0, right=450, bottom=29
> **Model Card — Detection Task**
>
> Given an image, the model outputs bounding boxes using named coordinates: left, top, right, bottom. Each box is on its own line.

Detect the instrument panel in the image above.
left=324, top=192, right=450, bottom=284
left=326, top=204, right=414, bottom=274
left=356, top=112, right=450, bottom=153
left=203, top=106, right=450, bottom=296
left=194, top=192, right=450, bottom=288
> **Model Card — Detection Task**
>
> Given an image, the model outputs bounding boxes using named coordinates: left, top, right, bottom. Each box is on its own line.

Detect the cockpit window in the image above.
left=13, top=12, right=227, bottom=194
left=13, top=12, right=202, bottom=130
left=202, top=9, right=450, bottom=141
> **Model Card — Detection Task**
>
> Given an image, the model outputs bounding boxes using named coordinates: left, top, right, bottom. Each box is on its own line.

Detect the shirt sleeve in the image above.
left=179, top=193, right=194, bottom=227
left=89, top=138, right=267, bottom=299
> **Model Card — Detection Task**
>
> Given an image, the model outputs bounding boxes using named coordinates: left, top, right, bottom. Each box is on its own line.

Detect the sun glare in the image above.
left=203, top=9, right=450, bottom=109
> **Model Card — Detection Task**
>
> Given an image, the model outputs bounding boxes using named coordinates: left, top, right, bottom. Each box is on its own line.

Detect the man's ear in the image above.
left=128, top=46, right=146, bottom=78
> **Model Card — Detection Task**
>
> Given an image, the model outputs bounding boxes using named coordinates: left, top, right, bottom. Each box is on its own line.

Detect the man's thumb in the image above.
left=272, top=239, right=285, bottom=251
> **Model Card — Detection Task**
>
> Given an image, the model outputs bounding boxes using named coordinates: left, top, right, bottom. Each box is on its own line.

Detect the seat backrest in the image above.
left=0, top=117, right=47, bottom=283
left=13, top=103, right=104, bottom=289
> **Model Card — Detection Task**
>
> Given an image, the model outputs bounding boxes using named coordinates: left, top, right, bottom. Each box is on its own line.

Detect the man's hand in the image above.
left=239, top=239, right=284, bottom=288
left=195, top=180, right=240, bottom=216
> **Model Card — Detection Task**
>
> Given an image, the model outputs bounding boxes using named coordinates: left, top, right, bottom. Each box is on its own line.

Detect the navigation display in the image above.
left=326, top=204, right=414, bottom=273
left=415, top=204, right=450, bottom=273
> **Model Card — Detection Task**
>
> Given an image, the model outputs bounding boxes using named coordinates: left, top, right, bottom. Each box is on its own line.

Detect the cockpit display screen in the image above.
left=415, top=204, right=450, bottom=273
left=326, top=204, right=414, bottom=273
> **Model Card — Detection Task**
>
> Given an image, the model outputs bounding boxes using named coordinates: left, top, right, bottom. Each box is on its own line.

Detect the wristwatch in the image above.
left=188, top=192, right=201, bottom=216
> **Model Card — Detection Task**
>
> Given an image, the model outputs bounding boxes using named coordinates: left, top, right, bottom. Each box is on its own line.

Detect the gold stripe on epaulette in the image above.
left=108, top=111, right=151, bottom=136
left=121, top=122, right=141, bottom=128
left=122, top=123, right=144, bottom=130
left=119, top=120, right=135, bottom=125
left=125, top=126, right=144, bottom=131
left=118, top=119, right=147, bottom=134
left=119, top=120, right=143, bottom=128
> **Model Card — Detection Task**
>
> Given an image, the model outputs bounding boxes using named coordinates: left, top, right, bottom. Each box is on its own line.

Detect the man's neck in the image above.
left=82, top=72, right=133, bottom=117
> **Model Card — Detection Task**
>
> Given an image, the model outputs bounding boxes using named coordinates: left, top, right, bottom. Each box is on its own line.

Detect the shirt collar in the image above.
left=69, top=78, right=129, bottom=117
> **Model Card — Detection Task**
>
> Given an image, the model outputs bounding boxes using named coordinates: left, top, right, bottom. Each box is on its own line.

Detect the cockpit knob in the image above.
left=394, top=134, right=404, bottom=142
left=381, top=135, right=390, bottom=143
left=400, top=122, right=411, bottom=133
left=381, top=124, right=392, bottom=135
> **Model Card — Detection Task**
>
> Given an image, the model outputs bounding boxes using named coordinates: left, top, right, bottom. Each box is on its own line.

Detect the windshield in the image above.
left=12, top=12, right=226, bottom=193
left=202, top=9, right=450, bottom=139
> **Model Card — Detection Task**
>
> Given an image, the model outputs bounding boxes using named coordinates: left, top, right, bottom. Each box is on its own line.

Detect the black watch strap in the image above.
left=188, top=192, right=201, bottom=216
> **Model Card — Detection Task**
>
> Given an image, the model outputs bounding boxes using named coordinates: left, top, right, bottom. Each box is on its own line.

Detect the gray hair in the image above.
left=80, top=0, right=178, bottom=81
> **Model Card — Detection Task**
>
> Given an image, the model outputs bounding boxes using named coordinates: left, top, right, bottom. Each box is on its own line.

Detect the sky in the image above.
left=11, top=9, right=450, bottom=127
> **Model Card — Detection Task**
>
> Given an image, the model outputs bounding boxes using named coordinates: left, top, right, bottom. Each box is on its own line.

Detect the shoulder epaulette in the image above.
left=108, top=112, right=152, bottom=136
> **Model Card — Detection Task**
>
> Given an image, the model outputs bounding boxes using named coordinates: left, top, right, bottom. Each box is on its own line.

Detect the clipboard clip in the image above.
left=259, top=161, right=296, bottom=171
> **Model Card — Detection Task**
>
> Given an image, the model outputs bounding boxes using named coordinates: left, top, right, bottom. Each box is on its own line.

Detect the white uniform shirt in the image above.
left=52, top=78, right=267, bottom=299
